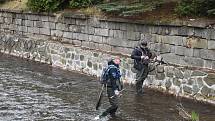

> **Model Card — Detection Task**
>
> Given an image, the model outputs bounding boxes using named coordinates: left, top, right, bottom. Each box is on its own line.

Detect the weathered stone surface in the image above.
left=24, top=20, right=34, bottom=27
left=42, top=22, right=56, bottom=29
left=95, top=28, right=109, bottom=36
left=28, top=27, right=39, bottom=34
left=154, top=43, right=172, bottom=54
left=182, top=57, right=204, bottom=67
left=165, top=79, right=172, bottom=89
left=155, top=73, right=165, bottom=80
left=204, top=73, right=215, bottom=86
left=192, top=84, right=199, bottom=94
left=208, top=40, right=215, bottom=50
left=200, top=49, right=215, bottom=61
left=174, top=68, right=184, bottom=79
left=197, top=78, right=204, bottom=88
left=186, top=37, right=207, bottom=49
left=201, top=86, right=211, bottom=96
left=164, top=66, right=174, bottom=77
left=156, top=65, right=164, bottom=73
left=188, top=78, right=196, bottom=85
left=192, top=70, right=207, bottom=76
left=173, top=78, right=181, bottom=86
left=93, top=63, right=98, bottom=70
left=39, top=28, right=50, bottom=35
left=183, top=85, right=192, bottom=93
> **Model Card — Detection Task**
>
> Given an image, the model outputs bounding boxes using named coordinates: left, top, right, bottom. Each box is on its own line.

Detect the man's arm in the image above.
left=131, top=49, right=141, bottom=60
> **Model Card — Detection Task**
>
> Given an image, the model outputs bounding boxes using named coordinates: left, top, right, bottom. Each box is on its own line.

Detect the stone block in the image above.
left=204, top=73, right=215, bottom=86
left=63, top=31, right=73, bottom=39
left=173, top=78, right=181, bottom=86
left=18, top=26, right=28, bottom=32
left=154, top=43, right=171, bottom=54
left=182, top=57, right=204, bottom=67
left=79, top=33, right=88, bottom=41
left=4, top=17, right=13, bottom=24
left=200, top=49, right=215, bottom=60
left=211, top=29, right=215, bottom=40
left=14, top=19, right=22, bottom=25
left=64, top=18, right=76, bottom=25
left=174, top=68, right=184, bottom=79
left=34, top=21, right=43, bottom=28
left=175, top=46, right=193, bottom=57
left=0, top=17, right=4, bottom=23
left=51, top=30, right=63, bottom=37
left=40, top=15, right=49, bottom=22
left=183, top=85, right=192, bottom=94
left=202, top=29, right=213, bottom=39
left=42, top=22, right=56, bottom=29
left=39, top=28, right=51, bottom=35
left=201, top=86, right=211, bottom=96
left=186, top=37, right=208, bottom=49
left=114, top=30, right=125, bottom=39
left=156, top=65, right=164, bottom=73
left=73, top=40, right=82, bottom=46
left=178, top=27, right=194, bottom=36
left=56, top=23, right=69, bottom=31
left=169, top=27, right=179, bottom=35
left=76, top=19, right=86, bottom=25
left=208, top=40, right=215, bottom=50
left=24, top=20, right=34, bottom=27
left=90, top=42, right=99, bottom=50
left=165, top=79, right=172, bottom=89
left=164, top=66, right=175, bottom=77
left=194, top=28, right=204, bottom=38
left=155, top=73, right=165, bottom=80
left=126, top=31, right=140, bottom=40
left=95, top=28, right=109, bottom=36
left=28, top=27, right=39, bottom=34
left=92, top=36, right=102, bottom=43
left=192, top=70, right=207, bottom=77
left=193, top=49, right=201, bottom=57
left=203, top=60, right=212, bottom=69
left=82, top=41, right=90, bottom=47
left=27, top=14, right=40, bottom=21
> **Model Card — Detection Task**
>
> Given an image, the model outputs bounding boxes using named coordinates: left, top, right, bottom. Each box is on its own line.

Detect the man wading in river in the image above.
left=95, top=57, right=123, bottom=120
left=131, top=40, right=153, bottom=95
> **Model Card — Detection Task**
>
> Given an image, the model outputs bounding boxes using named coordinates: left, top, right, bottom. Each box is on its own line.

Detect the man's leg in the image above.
left=135, top=65, right=149, bottom=94
left=100, top=87, right=119, bottom=118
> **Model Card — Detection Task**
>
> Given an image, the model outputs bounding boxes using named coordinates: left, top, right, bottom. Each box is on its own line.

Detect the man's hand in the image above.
left=141, top=56, right=149, bottom=60
left=114, top=90, right=120, bottom=96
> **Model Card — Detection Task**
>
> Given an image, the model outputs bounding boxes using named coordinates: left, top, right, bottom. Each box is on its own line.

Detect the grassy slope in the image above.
left=0, top=0, right=28, bottom=10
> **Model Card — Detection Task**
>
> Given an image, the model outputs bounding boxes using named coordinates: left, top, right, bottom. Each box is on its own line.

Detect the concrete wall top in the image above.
left=0, top=9, right=214, bottom=28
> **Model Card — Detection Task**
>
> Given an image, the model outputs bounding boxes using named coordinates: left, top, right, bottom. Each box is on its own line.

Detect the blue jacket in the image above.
left=107, top=60, right=122, bottom=91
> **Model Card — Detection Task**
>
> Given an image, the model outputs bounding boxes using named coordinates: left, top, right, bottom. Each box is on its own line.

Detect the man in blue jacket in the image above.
left=95, top=57, right=122, bottom=120
left=131, top=41, right=152, bottom=94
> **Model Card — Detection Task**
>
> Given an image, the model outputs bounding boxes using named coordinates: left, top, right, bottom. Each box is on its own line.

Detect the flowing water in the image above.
left=0, top=54, right=214, bottom=121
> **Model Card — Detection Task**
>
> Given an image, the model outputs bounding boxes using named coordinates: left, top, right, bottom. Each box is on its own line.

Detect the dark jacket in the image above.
left=107, top=60, right=122, bottom=91
left=131, top=46, right=152, bottom=71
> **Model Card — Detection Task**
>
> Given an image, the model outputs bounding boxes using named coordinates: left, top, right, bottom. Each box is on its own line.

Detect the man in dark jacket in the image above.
left=131, top=41, right=152, bottom=94
left=95, top=57, right=123, bottom=120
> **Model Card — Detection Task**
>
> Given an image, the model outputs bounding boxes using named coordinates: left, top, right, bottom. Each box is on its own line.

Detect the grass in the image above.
left=0, top=0, right=28, bottom=10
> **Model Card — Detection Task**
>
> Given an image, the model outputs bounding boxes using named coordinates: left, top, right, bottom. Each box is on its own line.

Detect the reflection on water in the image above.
left=0, top=54, right=214, bottom=121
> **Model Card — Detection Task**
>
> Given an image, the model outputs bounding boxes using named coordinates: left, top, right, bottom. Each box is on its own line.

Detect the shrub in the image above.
left=0, top=0, right=6, bottom=4
left=69, top=0, right=102, bottom=8
left=27, top=0, right=64, bottom=12
left=175, top=0, right=215, bottom=16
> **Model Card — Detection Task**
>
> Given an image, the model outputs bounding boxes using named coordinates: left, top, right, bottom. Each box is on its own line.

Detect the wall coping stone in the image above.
left=0, top=9, right=215, bottom=28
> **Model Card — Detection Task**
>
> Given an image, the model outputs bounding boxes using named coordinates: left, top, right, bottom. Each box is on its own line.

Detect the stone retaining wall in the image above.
left=0, top=33, right=214, bottom=104
left=0, top=9, right=214, bottom=104
left=0, top=10, right=215, bottom=70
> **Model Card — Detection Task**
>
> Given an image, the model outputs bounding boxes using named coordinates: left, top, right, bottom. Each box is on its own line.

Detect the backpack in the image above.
left=100, top=65, right=117, bottom=84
